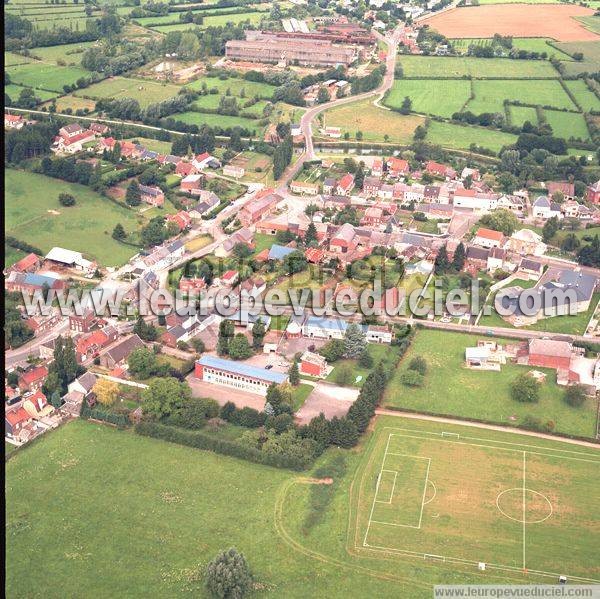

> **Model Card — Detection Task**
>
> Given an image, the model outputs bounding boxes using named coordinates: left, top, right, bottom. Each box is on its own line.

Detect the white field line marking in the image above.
left=441, top=431, right=459, bottom=438
left=522, top=451, right=527, bottom=571
left=370, top=520, right=422, bottom=529
left=357, top=544, right=600, bottom=584
left=383, top=427, right=600, bottom=459
left=386, top=432, right=600, bottom=465
left=374, top=470, right=398, bottom=504
left=386, top=452, right=431, bottom=460
left=418, top=458, right=432, bottom=529
left=363, top=433, right=392, bottom=546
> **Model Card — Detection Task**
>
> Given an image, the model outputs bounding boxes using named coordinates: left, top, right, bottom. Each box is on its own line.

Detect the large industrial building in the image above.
left=195, top=355, right=287, bottom=395
left=225, top=31, right=359, bottom=67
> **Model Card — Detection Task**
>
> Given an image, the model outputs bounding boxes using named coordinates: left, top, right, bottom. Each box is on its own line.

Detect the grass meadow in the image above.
left=5, top=169, right=146, bottom=267
left=383, top=330, right=597, bottom=438
left=323, top=99, right=425, bottom=142
left=74, top=77, right=182, bottom=108
left=174, top=111, right=265, bottom=134
left=6, top=63, right=90, bottom=92
left=466, top=79, right=576, bottom=113
left=186, top=76, right=276, bottom=100
left=543, top=110, right=590, bottom=141
left=386, top=79, right=471, bottom=117
left=564, top=79, right=600, bottom=113
left=425, top=120, right=517, bottom=154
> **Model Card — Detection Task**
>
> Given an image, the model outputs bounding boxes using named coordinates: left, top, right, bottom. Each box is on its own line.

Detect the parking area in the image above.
left=295, top=381, right=359, bottom=425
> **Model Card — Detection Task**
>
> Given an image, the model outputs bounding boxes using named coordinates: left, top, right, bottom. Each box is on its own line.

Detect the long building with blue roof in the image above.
left=195, top=355, right=287, bottom=396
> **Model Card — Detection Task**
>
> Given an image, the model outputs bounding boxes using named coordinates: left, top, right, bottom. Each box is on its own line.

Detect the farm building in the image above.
left=299, top=351, right=328, bottom=377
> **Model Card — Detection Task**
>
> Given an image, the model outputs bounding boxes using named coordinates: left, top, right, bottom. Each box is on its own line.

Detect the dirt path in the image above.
left=375, top=409, right=600, bottom=449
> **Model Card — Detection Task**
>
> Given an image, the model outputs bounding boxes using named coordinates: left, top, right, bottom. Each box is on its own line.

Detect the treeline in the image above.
left=351, top=65, right=386, bottom=95
left=5, top=121, right=57, bottom=163
left=136, top=422, right=314, bottom=470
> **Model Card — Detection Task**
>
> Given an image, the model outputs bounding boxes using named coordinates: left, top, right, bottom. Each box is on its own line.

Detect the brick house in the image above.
left=8, top=252, right=41, bottom=273
left=299, top=351, right=328, bottom=377
left=527, top=339, right=573, bottom=370
left=473, top=228, right=505, bottom=249
left=18, top=365, right=49, bottom=392
left=139, top=185, right=165, bottom=207
left=239, top=191, right=281, bottom=226
left=386, top=157, right=409, bottom=178
left=336, top=173, right=355, bottom=196
left=69, top=308, right=97, bottom=333
left=180, top=173, right=204, bottom=194
left=586, top=180, right=600, bottom=204
left=99, top=334, right=145, bottom=369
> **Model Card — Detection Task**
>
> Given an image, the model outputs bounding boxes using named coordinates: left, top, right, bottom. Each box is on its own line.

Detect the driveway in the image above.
left=187, top=375, right=266, bottom=411
left=295, top=381, right=360, bottom=425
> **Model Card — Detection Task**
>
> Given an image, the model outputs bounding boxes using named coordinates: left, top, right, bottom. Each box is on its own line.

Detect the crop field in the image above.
left=73, top=77, right=182, bottom=108
left=564, top=79, right=600, bottom=113
left=186, top=75, right=276, bottom=99
left=544, top=110, right=590, bottom=141
left=578, top=15, right=600, bottom=35
left=323, top=99, right=425, bottom=143
left=383, top=330, right=597, bottom=438
left=509, top=105, right=538, bottom=127
left=396, top=55, right=558, bottom=79
left=556, top=40, right=600, bottom=76
left=41, top=95, right=97, bottom=113
left=174, top=111, right=265, bottom=133
left=422, top=5, right=599, bottom=42
left=386, top=80, right=471, bottom=118
left=352, top=423, right=600, bottom=583
left=6, top=63, right=91, bottom=93
left=5, top=169, right=146, bottom=267
left=425, top=120, right=517, bottom=154
left=466, top=79, right=576, bottom=113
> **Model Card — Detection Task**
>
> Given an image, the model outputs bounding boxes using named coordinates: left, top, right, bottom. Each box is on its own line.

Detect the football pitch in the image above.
left=353, top=426, right=600, bottom=583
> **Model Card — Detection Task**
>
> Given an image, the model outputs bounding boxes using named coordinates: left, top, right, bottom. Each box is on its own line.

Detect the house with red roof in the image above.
left=329, top=223, right=357, bottom=254
left=426, top=161, right=456, bottom=180
left=220, top=270, right=239, bottom=286
left=305, top=247, right=325, bottom=264
left=166, top=211, right=193, bottom=231
left=119, top=141, right=137, bottom=158
left=336, top=173, right=355, bottom=196
left=5, top=113, right=24, bottom=129
left=5, top=407, right=33, bottom=441
left=546, top=181, right=575, bottom=200
left=23, top=390, right=55, bottom=420
left=97, top=137, right=117, bottom=153
left=192, top=152, right=212, bottom=170
left=239, top=191, right=282, bottom=226
left=387, top=157, right=409, bottom=178
left=473, top=228, right=505, bottom=249
left=371, top=158, right=383, bottom=177
left=76, top=326, right=119, bottom=363
left=179, top=277, right=206, bottom=294
left=9, top=252, right=40, bottom=274
left=18, top=365, right=49, bottom=392
left=175, top=161, right=198, bottom=177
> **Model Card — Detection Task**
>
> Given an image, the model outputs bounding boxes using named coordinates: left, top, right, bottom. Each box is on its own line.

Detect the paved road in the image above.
left=375, top=409, right=600, bottom=447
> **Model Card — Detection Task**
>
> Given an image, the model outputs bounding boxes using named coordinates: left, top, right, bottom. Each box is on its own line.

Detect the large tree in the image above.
left=251, top=318, right=266, bottom=349
left=128, top=347, right=158, bottom=379
left=205, top=548, right=252, bottom=599
left=125, top=180, right=141, bottom=207
left=217, top=319, right=235, bottom=356
left=344, top=323, right=367, bottom=359
left=452, top=242, right=466, bottom=272
left=511, top=373, right=540, bottom=403
left=142, top=377, right=191, bottom=419
left=93, top=378, right=120, bottom=406
left=228, top=333, right=253, bottom=360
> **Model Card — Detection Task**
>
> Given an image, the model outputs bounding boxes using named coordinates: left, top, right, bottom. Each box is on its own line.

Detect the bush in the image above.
left=205, top=547, right=252, bottom=599
left=334, top=364, right=354, bottom=386
left=399, top=370, right=424, bottom=387
left=564, top=384, right=587, bottom=407
left=407, top=355, right=427, bottom=376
